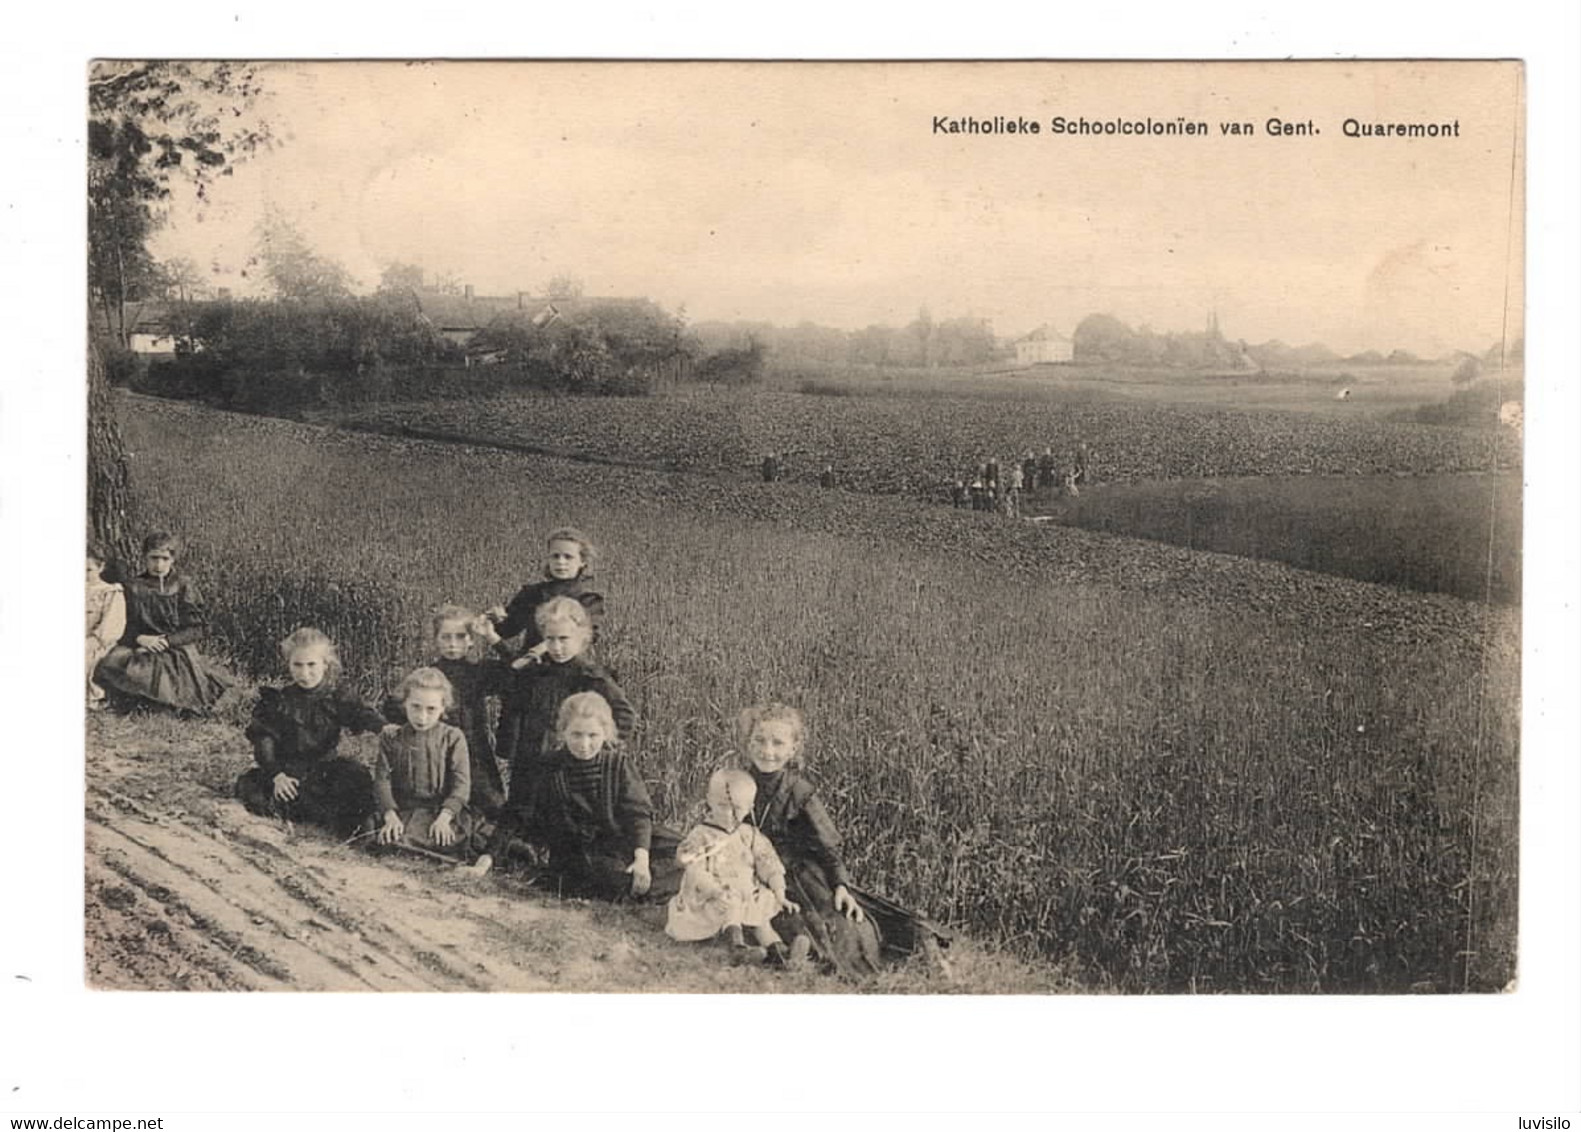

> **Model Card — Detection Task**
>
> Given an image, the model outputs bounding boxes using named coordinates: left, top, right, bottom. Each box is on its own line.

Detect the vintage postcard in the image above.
left=83, top=60, right=1524, bottom=998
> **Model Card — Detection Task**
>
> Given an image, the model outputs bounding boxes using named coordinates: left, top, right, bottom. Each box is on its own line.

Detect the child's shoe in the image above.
left=730, top=943, right=769, bottom=966
left=766, top=935, right=811, bottom=971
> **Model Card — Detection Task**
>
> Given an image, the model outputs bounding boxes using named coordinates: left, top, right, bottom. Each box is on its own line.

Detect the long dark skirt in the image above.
left=773, top=860, right=952, bottom=979
left=97, top=643, right=234, bottom=714
left=543, top=825, right=684, bottom=903
left=235, top=759, right=373, bottom=838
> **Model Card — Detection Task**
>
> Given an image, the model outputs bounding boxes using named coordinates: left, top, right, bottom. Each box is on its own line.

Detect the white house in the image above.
left=1016, top=325, right=1074, bottom=366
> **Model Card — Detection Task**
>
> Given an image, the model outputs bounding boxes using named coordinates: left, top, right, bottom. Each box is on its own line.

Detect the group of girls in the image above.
left=88, top=526, right=945, bottom=978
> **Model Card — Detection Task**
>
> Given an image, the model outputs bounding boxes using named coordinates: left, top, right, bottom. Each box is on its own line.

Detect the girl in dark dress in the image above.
left=475, top=597, right=637, bottom=867
left=95, top=531, right=234, bottom=715
left=234, top=627, right=386, bottom=836
left=466, top=692, right=679, bottom=899
left=484, top=527, right=607, bottom=760
left=736, top=702, right=950, bottom=979
left=382, top=605, right=510, bottom=817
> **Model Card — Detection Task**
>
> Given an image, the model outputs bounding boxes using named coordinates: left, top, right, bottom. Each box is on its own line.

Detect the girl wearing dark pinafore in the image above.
left=484, top=527, right=607, bottom=761
left=477, top=597, right=637, bottom=867
left=235, top=627, right=385, bottom=836
left=95, top=531, right=234, bottom=715
left=736, top=702, right=951, bottom=979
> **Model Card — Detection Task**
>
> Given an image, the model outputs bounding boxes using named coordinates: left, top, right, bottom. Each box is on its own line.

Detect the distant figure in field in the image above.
left=1062, top=466, right=1081, bottom=499
left=95, top=530, right=234, bottom=716
left=761, top=452, right=781, bottom=483
left=950, top=479, right=969, bottom=509
left=968, top=478, right=986, bottom=511
left=984, top=456, right=1000, bottom=491
left=85, top=540, right=126, bottom=712
left=1005, top=464, right=1024, bottom=517
left=370, top=666, right=490, bottom=860
left=1037, top=447, right=1057, bottom=489
left=235, top=627, right=386, bottom=836
left=1021, top=451, right=1039, bottom=494
left=1073, top=440, right=1092, bottom=487
left=819, top=464, right=835, bottom=490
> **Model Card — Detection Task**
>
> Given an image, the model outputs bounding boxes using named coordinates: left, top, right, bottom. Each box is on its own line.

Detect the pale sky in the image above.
left=150, top=60, right=1524, bottom=355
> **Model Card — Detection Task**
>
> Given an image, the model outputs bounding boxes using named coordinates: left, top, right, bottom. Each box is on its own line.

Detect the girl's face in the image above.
left=746, top=720, right=801, bottom=774
left=562, top=715, right=609, bottom=761
left=288, top=646, right=330, bottom=690
left=402, top=686, right=447, bottom=732
left=144, top=548, right=175, bottom=577
left=546, top=539, right=586, bottom=581
left=434, top=618, right=473, bottom=661
left=86, top=557, right=105, bottom=584
left=541, top=620, right=590, bottom=664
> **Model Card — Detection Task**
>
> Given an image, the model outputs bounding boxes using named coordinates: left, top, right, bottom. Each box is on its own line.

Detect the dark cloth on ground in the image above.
left=95, top=571, right=234, bottom=713
left=235, top=758, right=374, bottom=838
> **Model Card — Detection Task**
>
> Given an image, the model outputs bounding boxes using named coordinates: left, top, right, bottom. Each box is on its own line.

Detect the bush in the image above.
left=100, top=341, right=143, bottom=388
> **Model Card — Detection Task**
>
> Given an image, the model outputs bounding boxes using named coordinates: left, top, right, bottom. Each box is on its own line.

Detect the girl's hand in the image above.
left=626, top=850, right=652, bottom=897
left=380, top=723, right=401, bottom=737
left=833, top=885, right=865, bottom=922
left=428, top=811, right=456, bottom=847
left=484, top=605, right=507, bottom=623
left=135, top=634, right=169, bottom=653
left=271, top=772, right=300, bottom=802
left=510, top=655, right=537, bottom=671
left=471, top=615, right=501, bottom=643
left=778, top=893, right=801, bottom=915
left=377, top=811, right=405, bottom=845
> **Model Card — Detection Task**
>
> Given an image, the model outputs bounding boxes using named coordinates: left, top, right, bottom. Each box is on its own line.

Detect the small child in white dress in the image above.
left=666, top=768, right=808, bottom=967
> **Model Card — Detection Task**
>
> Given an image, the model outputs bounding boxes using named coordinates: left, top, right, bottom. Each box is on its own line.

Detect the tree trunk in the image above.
left=87, top=336, right=139, bottom=579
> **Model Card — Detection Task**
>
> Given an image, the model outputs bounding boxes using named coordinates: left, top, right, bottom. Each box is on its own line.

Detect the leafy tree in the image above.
left=1072, top=313, right=1136, bottom=363
left=251, top=209, right=354, bottom=301
left=378, top=261, right=426, bottom=296
left=545, top=271, right=586, bottom=299
left=88, top=61, right=273, bottom=343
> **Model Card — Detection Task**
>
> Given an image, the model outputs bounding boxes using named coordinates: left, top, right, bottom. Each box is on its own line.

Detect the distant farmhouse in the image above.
left=94, top=301, right=185, bottom=355
left=1015, top=325, right=1074, bottom=366
left=406, top=287, right=656, bottom=365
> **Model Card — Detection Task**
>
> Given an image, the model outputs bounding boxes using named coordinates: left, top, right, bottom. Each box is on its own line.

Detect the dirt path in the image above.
left=84, top=711, right=1066, bottom=994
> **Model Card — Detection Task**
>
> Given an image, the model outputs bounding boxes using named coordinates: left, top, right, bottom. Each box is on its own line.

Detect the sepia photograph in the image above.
left=79, top=59, right=1529, bottom=998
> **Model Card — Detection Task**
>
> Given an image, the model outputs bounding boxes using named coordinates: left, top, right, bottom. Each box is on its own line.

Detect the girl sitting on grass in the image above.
left=667, top=767, right=808, bottom=968
left=736, top=702, right=951, bottom=979
left=371, top=666, right=488, bottom=860
left=383, top=605, right=510, bottom=817
left=466, top=693, right=677, bottom=900
left=235, top=627, right=386, bottom=837
left=95, top=531, right=234, bottom=716
left=85, top=540, right=126, bottom=712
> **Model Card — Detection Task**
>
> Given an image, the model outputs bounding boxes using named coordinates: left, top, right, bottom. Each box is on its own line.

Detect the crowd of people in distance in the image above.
left=87, top=527, right=949, bottom=979
left=757, top=443, right=1093, bottom=518
left=951, top=443, right=1092, bottom=517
